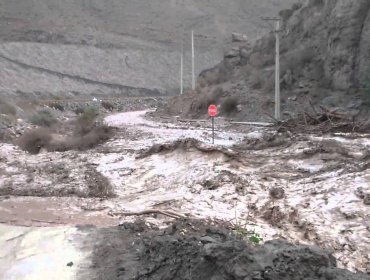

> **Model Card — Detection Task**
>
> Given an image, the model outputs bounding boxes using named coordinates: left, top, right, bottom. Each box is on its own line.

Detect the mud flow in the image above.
left=1, top=111, right=370, bottom=279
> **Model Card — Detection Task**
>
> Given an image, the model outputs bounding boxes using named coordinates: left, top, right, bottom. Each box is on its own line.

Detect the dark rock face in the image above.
left=282, top=0, right=370, bottom=91
left=156, top=0, right=370, bottom=121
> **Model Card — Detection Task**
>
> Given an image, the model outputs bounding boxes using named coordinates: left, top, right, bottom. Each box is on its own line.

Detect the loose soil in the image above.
left=87, top=220, right=370, bottom=280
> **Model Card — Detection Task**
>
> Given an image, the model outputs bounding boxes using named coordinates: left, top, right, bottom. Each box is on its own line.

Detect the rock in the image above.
left=364, top=194, right=370, bottom=206
left=232, top=33, right=249, bottom=42
left=225, top=48, right=240, bottom=58
left=269, top=187, right=285, bottom=199
left=66, top=261, right=73, bottom=267
left=200, top=236, right=217, bottom=244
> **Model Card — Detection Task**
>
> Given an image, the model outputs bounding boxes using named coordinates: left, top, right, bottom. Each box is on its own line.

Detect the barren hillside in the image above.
left=0, top=0, right=301, bottom=98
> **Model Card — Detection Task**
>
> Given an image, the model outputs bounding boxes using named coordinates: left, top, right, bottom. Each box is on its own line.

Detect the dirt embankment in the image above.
left=155, top=0, right=370, bottom=122
left=86, top=220, right=370, bottom=280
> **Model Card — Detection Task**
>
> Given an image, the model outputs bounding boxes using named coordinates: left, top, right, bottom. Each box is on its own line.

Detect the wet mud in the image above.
left=87, top=221, right=370, bottom=280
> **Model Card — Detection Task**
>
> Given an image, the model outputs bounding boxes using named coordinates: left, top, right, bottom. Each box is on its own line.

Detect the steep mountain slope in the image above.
left=157, top=0, right=370, bottom=121
left=0, top=0, right=301, bottom=98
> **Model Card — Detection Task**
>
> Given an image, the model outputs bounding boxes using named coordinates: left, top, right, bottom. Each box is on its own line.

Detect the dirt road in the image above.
left=0, top=110, right=370, bottom=278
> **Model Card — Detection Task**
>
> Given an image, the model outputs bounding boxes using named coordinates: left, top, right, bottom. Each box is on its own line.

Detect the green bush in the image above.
left=76, top=107, right=99, bottom=135
left=29, top=110, right=57, bottom=127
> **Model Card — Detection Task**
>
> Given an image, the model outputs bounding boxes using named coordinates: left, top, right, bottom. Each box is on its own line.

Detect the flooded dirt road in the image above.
left=0, top=110, right=370, bottom=278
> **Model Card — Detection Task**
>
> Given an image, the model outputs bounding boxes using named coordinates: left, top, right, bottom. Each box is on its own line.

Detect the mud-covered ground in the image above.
left=1, top=109, right=370, bottom=278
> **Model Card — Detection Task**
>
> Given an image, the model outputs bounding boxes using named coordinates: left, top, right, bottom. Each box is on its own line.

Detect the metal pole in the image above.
left=212, top=117, right=215, bottom=144
left=191, top=29, right=195, bottom=90
left=261, top=17, right=281, bottom=120
left=180, top=41, right=183, bottom=95
left=275, top=20, right=281, bottom=120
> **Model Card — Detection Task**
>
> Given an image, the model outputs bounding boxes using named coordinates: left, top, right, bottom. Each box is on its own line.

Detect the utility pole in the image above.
left=180, top=40, right=184, bottom=95
left=191, top=29, right=195, bottom=90
left=261, top=17, right=281, bottom=120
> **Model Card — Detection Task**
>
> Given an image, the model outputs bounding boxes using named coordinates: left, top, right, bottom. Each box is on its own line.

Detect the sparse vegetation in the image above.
left=0, top=99, right=17, bottom=116
left=231, top=211, right=263, bottom=245
left=101, top=101, right=115, bottom=111
left=49, top=102, right=64, bottom=111
left=18, top=122, right=114, bottom=155
left=73, top=106, right=85, bottom=115
left=76, top=107, right=99, bottom=134
left=29, top=110, right=57, bottom=127
left=17, top=128, right=52, bottom=154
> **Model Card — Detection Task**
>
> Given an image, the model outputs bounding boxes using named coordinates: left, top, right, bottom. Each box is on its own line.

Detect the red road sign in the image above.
left=208, top=104, right=217, bottom=117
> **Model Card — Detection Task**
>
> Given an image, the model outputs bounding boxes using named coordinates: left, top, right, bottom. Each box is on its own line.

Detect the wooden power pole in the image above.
left=261, top=17, right=281, bottom=120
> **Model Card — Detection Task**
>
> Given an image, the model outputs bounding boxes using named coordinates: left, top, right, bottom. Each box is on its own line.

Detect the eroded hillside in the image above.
left=0, top=0, right=301, bottom=98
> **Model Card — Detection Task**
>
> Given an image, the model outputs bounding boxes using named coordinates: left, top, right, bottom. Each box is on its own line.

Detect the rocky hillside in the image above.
left=157, top=0, right=370, bottom=121
left=0, top=0, right=300, bottom=99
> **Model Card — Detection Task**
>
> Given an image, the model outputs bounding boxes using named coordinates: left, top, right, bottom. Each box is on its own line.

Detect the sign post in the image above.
left=208, top=104, right=217, bottom=144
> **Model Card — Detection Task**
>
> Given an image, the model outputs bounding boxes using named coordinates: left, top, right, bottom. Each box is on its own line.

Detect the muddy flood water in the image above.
left=0, top=111, right=370, bottom=279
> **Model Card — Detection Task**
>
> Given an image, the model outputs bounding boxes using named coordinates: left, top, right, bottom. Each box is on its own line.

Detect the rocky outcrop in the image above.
left=157, top=0, right=370, bottom=121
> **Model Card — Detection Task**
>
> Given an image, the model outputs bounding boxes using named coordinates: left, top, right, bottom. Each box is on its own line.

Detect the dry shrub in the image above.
left=49, top=102, right=64, bottom=111
left=17, top=128, right=52, bottom=154
left=101, top=101, right=115, bottom=111
left=75, top=107, right=99, bottom=135
left=221, top=97, right=238, bottom=114
left=29, top=110, right=57, bottom=127
left=73, top=106, right=85, bottom=115
left=18, top=124, right=115, bottom=155
left=0, top=100, right=17, bottom=116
